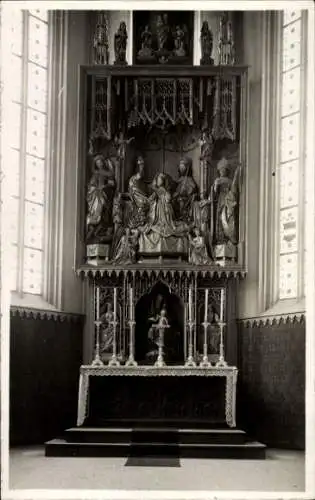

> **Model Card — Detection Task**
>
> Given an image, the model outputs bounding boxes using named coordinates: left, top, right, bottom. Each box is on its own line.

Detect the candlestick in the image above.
left=220, top=288, right=225, bottom=321
left=129, top=287, right=134, bottom=321
left=185, top=320, right=196, bottom=367
left=108, top=288, right=120, bottom=367
left=200, top=321, right=211, bottom=368
left=91, top=320, right=104, bottom=366
left=126, top=319, right=137, bottom=366
left=113, top=287, right=117, bottom=319
left=96, top=287, right=100, bottom=321
left=189, top=286, right=192, bottom=322
left=204, top=289, right=209, bottom=323
left=216, top=321, right=228, bottom=368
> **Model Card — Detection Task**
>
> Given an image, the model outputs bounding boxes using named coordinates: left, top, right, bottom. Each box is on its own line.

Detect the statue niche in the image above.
left=135, top=281, right=184, bottom=365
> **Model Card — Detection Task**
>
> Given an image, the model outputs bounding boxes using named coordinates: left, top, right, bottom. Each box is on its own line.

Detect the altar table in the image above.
left=77, top=365, right=238, bottom=428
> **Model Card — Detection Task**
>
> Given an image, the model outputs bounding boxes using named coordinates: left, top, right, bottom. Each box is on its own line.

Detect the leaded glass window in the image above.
left=278, top=10, right=305, bottom=300
left=2, top=8, right=49, bottom=295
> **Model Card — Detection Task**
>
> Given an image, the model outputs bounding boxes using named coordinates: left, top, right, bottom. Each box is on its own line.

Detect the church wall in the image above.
left=61, top=11, right=90, bottom=315
left=9, top=312, right=84, bottom=445
left=237, top=319, right=305, bottom=450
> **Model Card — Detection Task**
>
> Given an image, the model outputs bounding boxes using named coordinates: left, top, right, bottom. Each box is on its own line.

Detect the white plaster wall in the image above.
left=61, top=11, right=90, bottom=314
left=237, top=12, right=264, bottom=318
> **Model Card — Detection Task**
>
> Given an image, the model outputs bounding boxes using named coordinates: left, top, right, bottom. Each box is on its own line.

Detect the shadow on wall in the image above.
left=237, top=319, right=305, bottom=450
left=10, top=311, right=84, bottom=446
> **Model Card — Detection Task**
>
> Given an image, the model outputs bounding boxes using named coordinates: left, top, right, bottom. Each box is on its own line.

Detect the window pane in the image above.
left=281, top=67, right=301, bottom=116
left=7, top=10, right=23, bottom=56
left=280, top=160, right=299, bottom=208
left=283, top=11, right=301, bottom=26
left=280, top=207, right=298, bottom=254
left=9, top=103, right=22, bottom=149
left=10, top=245, right=18, bottom=291
left=25, top=155, right=45, bottom=204
left=11, top=55, right=22, bottom=103
left=27, top=63, right=48, bottom=113
left=26, top=108, right=47, bottom=158
left=280, top=113, right=300, bottom=163
left=8, top=197, right=19, bottom=245
left=279, top=253, right=298, bottom=299
left=7, top=148, right=20, bottom=197
left=24, top=201, right=44, bottom=249
left=282, top=20, right=301, bottom=72
left=28, top=16, right=48, bottom=68
left=23, top=248, right=43, bottom=294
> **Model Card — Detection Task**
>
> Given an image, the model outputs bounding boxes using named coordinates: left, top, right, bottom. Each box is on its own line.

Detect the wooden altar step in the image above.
left=45, top=424, right=266, bottom=459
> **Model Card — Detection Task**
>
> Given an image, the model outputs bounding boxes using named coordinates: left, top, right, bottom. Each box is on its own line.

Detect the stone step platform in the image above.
left=62, top=425, right=247, bottom=445
left=45, top=422, right=266, bottom=459
left=45, top=438, right=266, bottom=459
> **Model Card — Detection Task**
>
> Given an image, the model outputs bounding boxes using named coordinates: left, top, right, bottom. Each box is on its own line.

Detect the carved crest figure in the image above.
left=93, top=11, right=109, bottom=65
left=200, top=21, right=213, bottom=65
left=156, top=13, right=170, bottom=52
left=173, top=25, right=186, bottom=57
left=114, top=21, right=128, bottom=65
left=138, top=25, right=153, bottom=58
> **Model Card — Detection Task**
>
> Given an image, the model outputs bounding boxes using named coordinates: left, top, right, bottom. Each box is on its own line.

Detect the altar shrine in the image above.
left=45, top=9, right=266, bottom=460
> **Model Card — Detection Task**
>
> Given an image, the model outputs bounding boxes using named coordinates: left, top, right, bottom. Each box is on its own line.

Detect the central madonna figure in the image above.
left=138, top=172, right=189, bottom=260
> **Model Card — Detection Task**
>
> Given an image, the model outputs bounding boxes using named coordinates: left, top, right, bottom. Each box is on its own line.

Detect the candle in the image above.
left=113, top=287, right=117, bottom=320
left=96, top=287, right=100, bottom=320
left=188, top=287, right=192, bottom=322
left=220, top=288, right=225, bottom=321
left=129, top=287, right=134, bottom=321
left=204, top=289, right=209, bottom=323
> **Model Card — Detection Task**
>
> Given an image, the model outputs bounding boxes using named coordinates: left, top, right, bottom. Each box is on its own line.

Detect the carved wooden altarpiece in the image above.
left=74, top=53, right=248, bottom=426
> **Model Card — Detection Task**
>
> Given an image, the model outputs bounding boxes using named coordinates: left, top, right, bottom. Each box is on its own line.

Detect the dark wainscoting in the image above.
left=10, top=309, right=84, bottom=446
left=237, top=317, right=305, bottom=450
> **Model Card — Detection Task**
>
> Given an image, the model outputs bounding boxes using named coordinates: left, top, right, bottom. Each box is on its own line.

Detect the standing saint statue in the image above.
left=200, top=21, right=214, bottom=65
left=86, top=155, right=116, bottom=243
left=210, top=157, right=241, bottom=260
left=173, top=157, right=198, bottom=222
left=100, top=303, right=115, bottom=356
left=114, top=21, right=128, bottom=65
left=128, top=156, right=150, bottom=229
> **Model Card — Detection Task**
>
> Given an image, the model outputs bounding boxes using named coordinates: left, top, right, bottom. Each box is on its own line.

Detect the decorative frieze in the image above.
left=238, top=313, right=305, bottom=328
left=10, top=306, right=84, bottom=323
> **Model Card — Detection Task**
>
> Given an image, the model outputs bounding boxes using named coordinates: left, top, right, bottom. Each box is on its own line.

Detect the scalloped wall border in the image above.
left=238, top=313, right=305, bottom=328
left=10, top=306, right=84, bottom=324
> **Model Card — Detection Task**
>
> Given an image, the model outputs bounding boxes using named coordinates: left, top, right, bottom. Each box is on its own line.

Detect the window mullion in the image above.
left=17, top=10, right=29, bottom=296
left=298, top=11, right=307, bottom=298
